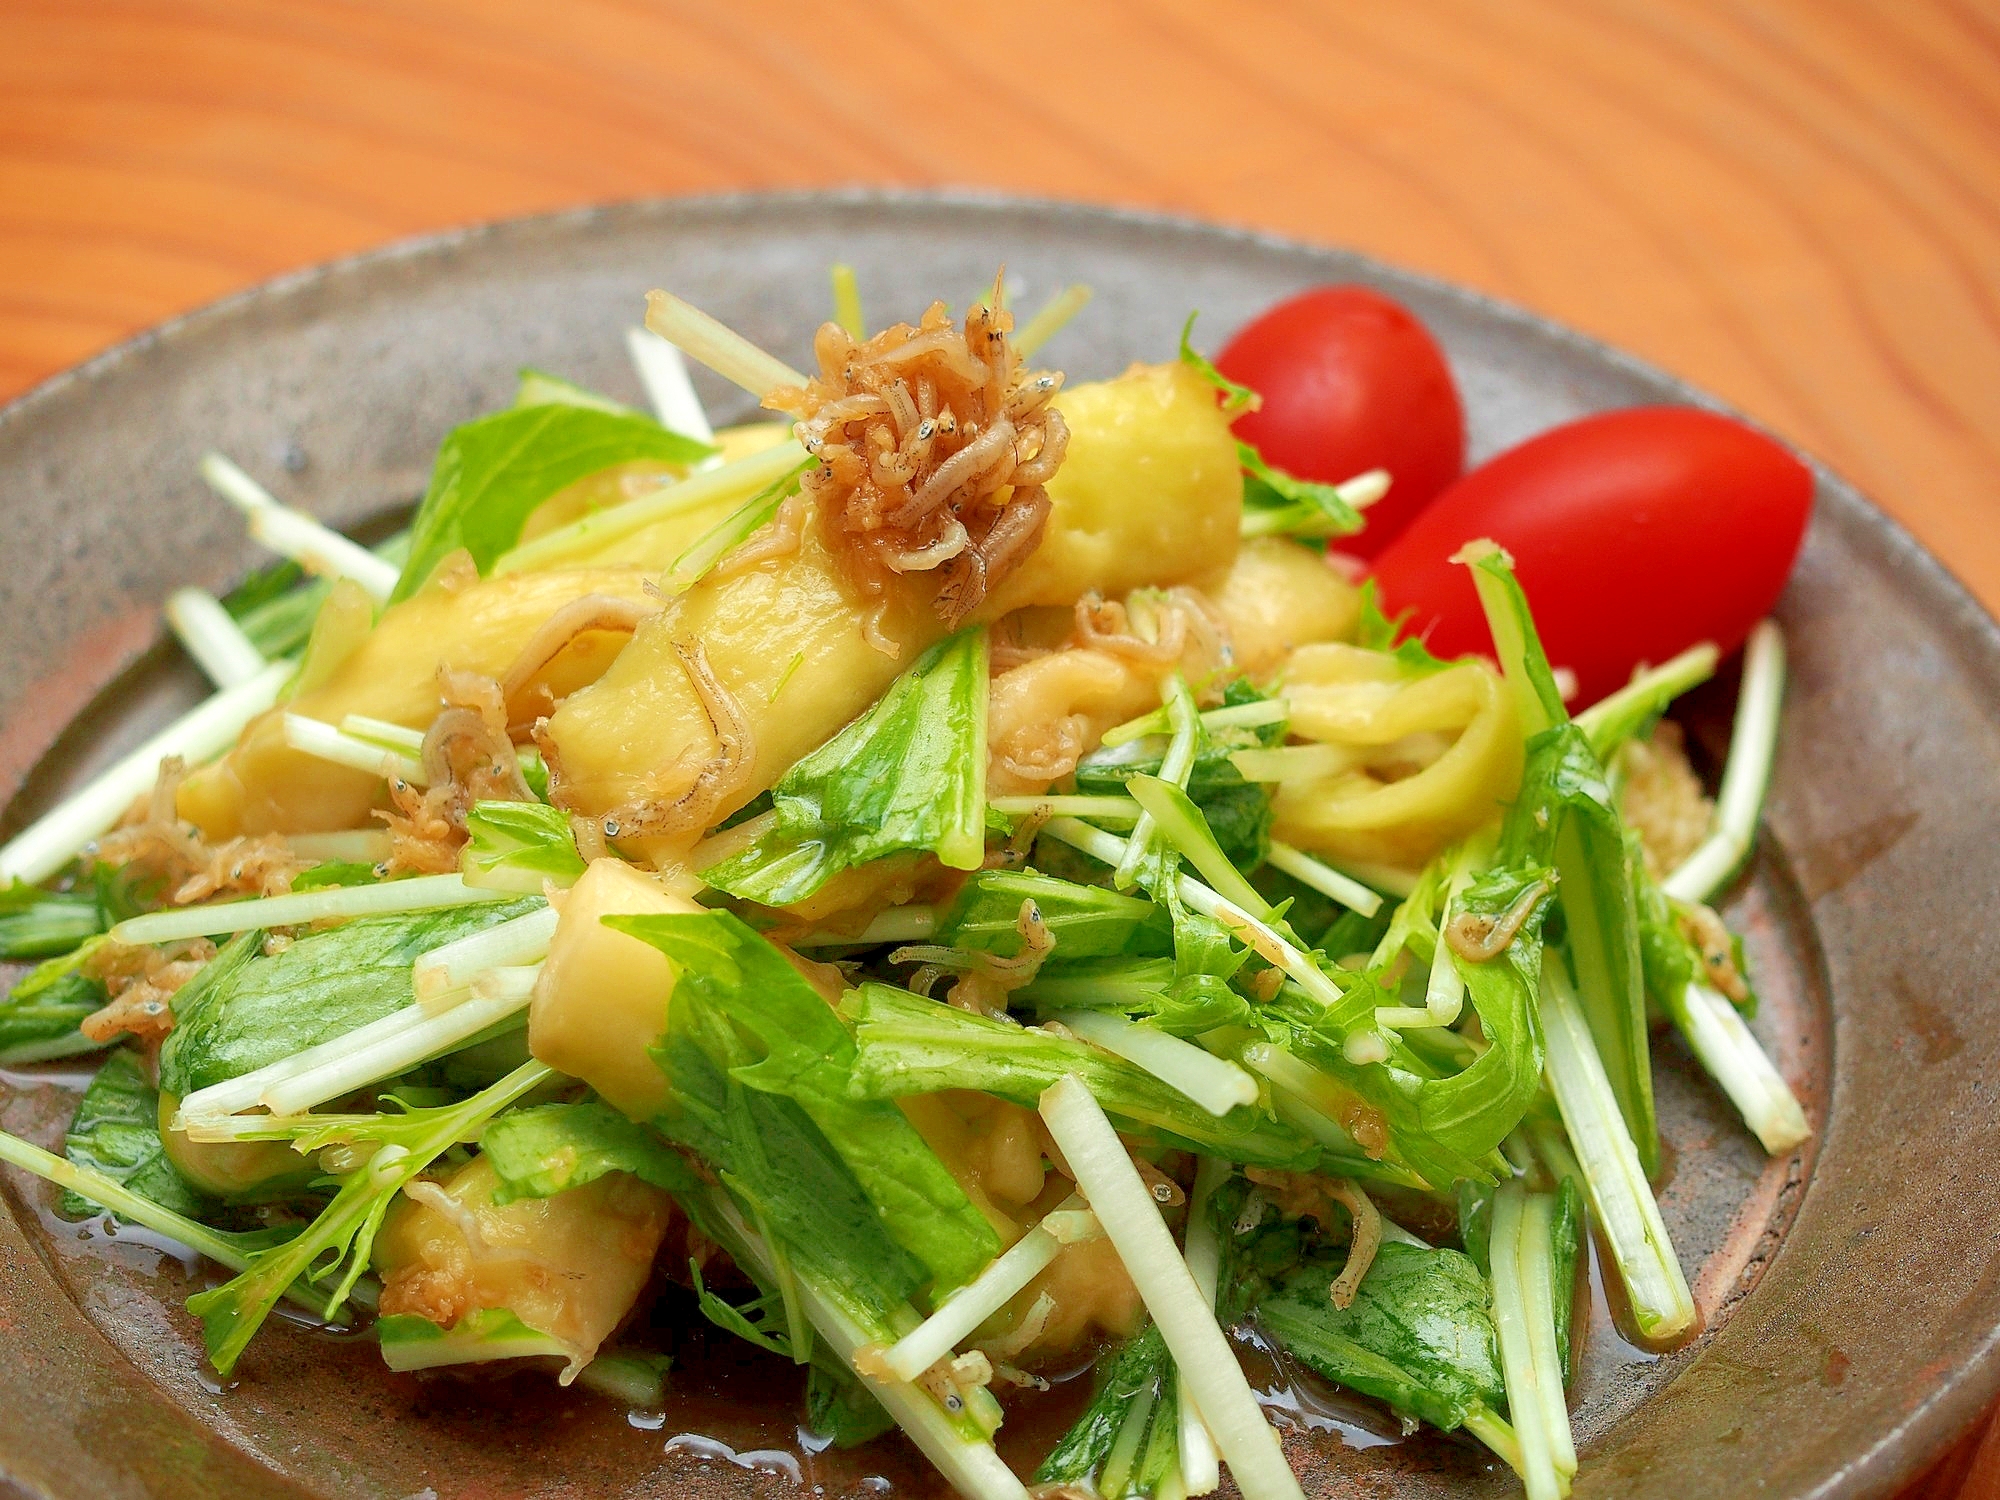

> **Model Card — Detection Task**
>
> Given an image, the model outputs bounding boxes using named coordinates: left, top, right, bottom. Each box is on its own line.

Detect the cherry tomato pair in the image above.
left=1215, top=287, right=1813, bottom=706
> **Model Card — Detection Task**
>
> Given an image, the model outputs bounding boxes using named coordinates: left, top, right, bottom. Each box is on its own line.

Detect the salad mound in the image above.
left=0, top=268, right=1809, bottom=1500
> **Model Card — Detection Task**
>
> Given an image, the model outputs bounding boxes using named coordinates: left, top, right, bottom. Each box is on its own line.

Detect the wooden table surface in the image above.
left=5, top=1, right=2000, bottom=1493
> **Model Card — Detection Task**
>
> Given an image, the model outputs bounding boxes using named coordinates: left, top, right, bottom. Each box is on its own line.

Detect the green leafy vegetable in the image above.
left=461, top=801, right=586, bottom=893
left=934, top=870, right=1159, bottom=959
left=0, top=881, right=101, bottom=960
left=1255, top=1243, right=1506, bottom=1432
left=651, top=983, right=927, bottom=1336
left=1262, top=991, right=1503, bottom=1191
left=158, top=900, right=542, bottom=1097
left=703, top=629, right=990, bottom=907
left=1076, top=730, right=1273, bottom=872
left=517, top=745, right=551, bottom=802
left=1208, top=1174, right=1309, bottom=1323
left=687, top=1257, right=895, bottom=1447
left=1241, top=850, right=1532, bottom=1191
left=1034, top=1323, right=1171, bottom=1486
left=377, top=1306, right=572, bottom=1372
left=0, top=951, right=107, bottom=1065
left=807, top=1358, right=896, bottom=1448
left=1577, top=646, right=1718, bottom=761
left=1177, top=313, right=1258, bottom=413
left=612, top=909, right=1000, bottom=1293
left=844, top=981, right=1317, bottom=1169
left=61, top=1050, right=206, bottom=1219
left=1016, top=955, right=1256, bottom=1038
left=689, top=1260, right=795, bottom=1356
left=1457, top=1179, right=1495, bottom=1277
left=186, top=1059, right=552, bottom=1375
left=1470, top=545, right=1657, bottom=1172
left=1632, top=850, right=1808, bottom=1154
left=658, top=459, right=813, bottom=595
left=480, top=1099, right=698, bottom=1203
left=221, top=532, right=410, bottom=659
left=1127, top=774, right=1283, bottom=928
left=289, top=861, right=380, bottom=892
left=1353, top=579, right=1451, bottom=675
left=222, top=555, right=311, bottom=621
left=1238, top=444, right=1366, bottom=540
left=392, top=405, right=714, bottom=601
left=1546, top=1175, right=1582, bottom=1388
left=1411, top=861, right=1553, bottom=1162
left=1503, top=726, right=1655, bottom=1172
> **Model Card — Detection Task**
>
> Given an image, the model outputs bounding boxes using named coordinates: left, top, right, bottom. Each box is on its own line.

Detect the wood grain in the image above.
left=4, top=0, right=1999, bottom=613
left=3, top=0, right=2000, bottom=1490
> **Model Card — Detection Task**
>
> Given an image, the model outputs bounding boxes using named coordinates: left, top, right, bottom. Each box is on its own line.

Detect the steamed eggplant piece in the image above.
left=543, top=361, right=1243, bottom=859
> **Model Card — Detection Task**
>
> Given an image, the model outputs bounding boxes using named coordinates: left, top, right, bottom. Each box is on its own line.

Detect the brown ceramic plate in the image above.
left=0, top=194, right=1996, bottom=1500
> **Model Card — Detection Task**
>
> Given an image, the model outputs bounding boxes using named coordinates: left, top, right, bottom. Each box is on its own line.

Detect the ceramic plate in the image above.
left=1, top=194, right=1996, bottom=1500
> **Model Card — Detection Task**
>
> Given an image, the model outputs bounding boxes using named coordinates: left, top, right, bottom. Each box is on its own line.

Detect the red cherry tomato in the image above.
left=1369, top=406, right=1813, bottom=706
left=1217, top=285, right=1465, bottom=557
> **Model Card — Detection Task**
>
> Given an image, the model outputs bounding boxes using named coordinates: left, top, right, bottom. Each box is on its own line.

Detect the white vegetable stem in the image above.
left=1664, top=981, right=1810, bottom=1154
left=177, top=987, right=495, bottom=1127
left=1488, top=1184, right=1566, bottom=1500
left=1574, top=642, right=1719, bottom=756
left=1519, top=1191, right=1577, bottom=1480
left=988, top=795, right=1142, bottom=823
left=624, top=325, right=717, bottom=452
left=1039, top=1076, right=1305, bottom=1500
left=414, top=906, right=560, bottom=1006
left=1238, top=469, right=1390, bottom=538
left=110, top=874, right=519, bottom=946
left=879, top=1196, right=1096, bottom=1383
left=493, top=439, right=807, bottom=574
left=1540, top=957, right=1694, bottom=1342
left=1178, top=1157, right=1228, bottom=1498
left=1265, top=841, right=1383, bottom=919
left=1418, top=852, right=1480, bottom=1027
left=1056, top=1010, right=1257, bottom=1118
left=200, top=452, right=398, bottom=601
left=1041, top=818, right=1348, bottom=1013
left=257, top=967, right=540, bottom=1117
left=339, top=715, right=425, bottom=753
left=1114, top=677, right=1198, bottom=891
left=644, top=290, right=808, bottom=400
left=1101, top=697, right=1287, bottom=749
left=705, top=1191, right=1029, bottom=1500
left=789, top=904, right=938, bottom=949
left=0, top=1131, right=334, bottom=1317
left=1324, top=857, right=1420, bottom=901
left=282, top=714, right=426, bottom=785
left=1014, top=284, right=1094, bottom=358
left=165, top=588, right=267, bottom=688
left=1665, top=621, right=1786, bottom=904
left=0, top=659, right=292, bottom=886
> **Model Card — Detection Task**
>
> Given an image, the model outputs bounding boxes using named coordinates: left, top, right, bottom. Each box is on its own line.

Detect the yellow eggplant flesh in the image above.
left=979, top=360, right=1242, bottom=617
left=177, top=567, right=655, bottom=839
left=373, top=1154, right=673, bottom=1371
left=545, top=523, right=939, bottom=855
left=1200, top=535, right=1363, bottom=679
left=528, top=857, right=703, bottom=1120
left=543, top=361, right=1242, bottom=855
